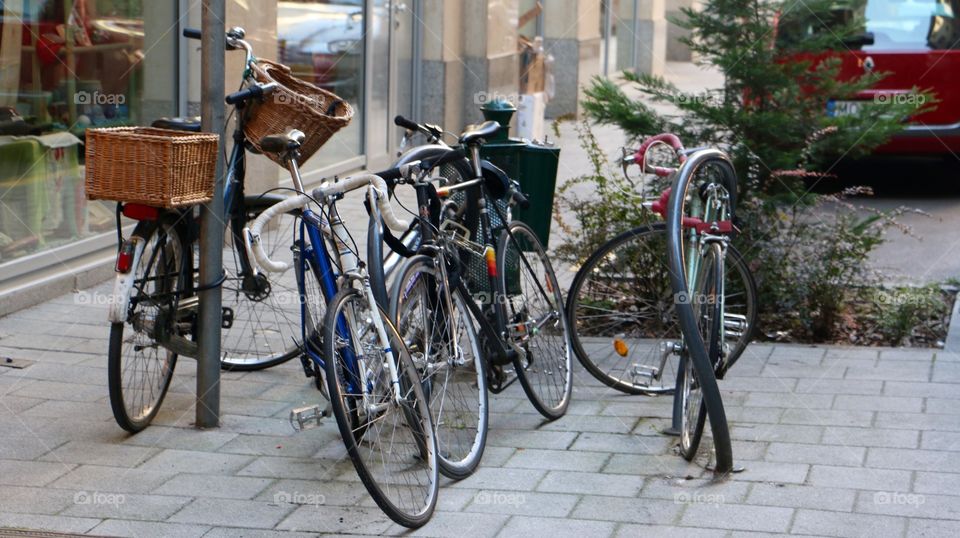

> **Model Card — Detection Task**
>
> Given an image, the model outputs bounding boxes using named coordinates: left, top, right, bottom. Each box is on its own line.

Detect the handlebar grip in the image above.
left=183, top=27, right=201, bottom=40
left=421, top=148, right=466, bottom=171
left=373, top=167, right=402, bottom=184
left=225, top=85, right=262, bottom=105
left=510, top=189, right=531, bottom=210
left=394, top=115, right=421, bottom=132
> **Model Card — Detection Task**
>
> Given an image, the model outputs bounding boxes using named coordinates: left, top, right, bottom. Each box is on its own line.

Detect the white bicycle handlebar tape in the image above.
left=243, top=173, right=409, bottom=274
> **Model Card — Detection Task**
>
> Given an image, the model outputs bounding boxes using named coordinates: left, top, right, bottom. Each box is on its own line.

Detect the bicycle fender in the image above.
left=107, top=235, right=147, bottom=324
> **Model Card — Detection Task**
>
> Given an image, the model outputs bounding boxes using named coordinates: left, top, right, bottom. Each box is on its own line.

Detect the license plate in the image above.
left=827, top=100, right=862, bottom=117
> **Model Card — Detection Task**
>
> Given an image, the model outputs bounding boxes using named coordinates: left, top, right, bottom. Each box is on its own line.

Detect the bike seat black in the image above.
left=151, top=117, right=201, bottom=132
left=459, top=121, right=500, bottom=145
left=259, top=130, right=306, bottom=154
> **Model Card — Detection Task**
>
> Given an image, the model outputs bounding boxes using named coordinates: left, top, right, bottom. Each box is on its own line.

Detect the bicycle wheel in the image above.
left=108, top=220, right=181, bottom=433
left=679, top=242, right=723, bottom=460
left=566, top=223, right=757, bottom=394
left=390, top=255, right=488, bottom=480
left=219, top=198, right=303, bottom=371
left=323, top=286, right=439, bottom=528
left=498, top=221, right=572, bottom=420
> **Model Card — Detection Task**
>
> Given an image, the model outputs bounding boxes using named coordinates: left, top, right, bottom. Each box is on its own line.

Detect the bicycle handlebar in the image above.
left=244, top=174, right=409, bottom=273
left=626, top=133, right=687, bottom=178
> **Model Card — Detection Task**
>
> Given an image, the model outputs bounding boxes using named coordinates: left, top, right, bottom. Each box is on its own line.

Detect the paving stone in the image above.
left=764, top=442, right=864, bottom=466
left=485, top=429, right=577, bottom=450
left=729, top=440, right=769, bottom=461
left=913, top=471, right=960, bottom=495
left=876, top=411, right=960, bottom=431
left=0, top=435, right=61, bottom=460
left=571, top=496, right=682, bottom=525
left=119, top=425, right=239, bottom=452
left=275, top=504, right=392, bottom=535
left=846, top=362, right=931, bottom=381
left=447, top=467, right=546, bottom=491
left=40, top=441, right=158, bottom=468
left=487, top=412, right=551, bottom=431
left=21, top=400, right=113, bottom=421
left=138, top=449, right=254, bottom=476
left=254, top=478, right=367, bottom=508
left=721, top=376, right=798, bottom=393
left=49, top=465, right=176, bottom=494
left=727, top=460, right=809, bottom=484
left=826, top=347, right=880, bottom=361
left=0, top=512, right=101, bottom=534
left=745, top=483, right=856, bottom=512
left=154, top=474, right=273, bottom=500
left=218, top=431, right=333, bottom=459
left=768, top=345, right=826, bottom=362
left=808, top=464, right=911, bottom=491
left=791, top=509, right=906, bottom=538
left=539, top=414, right=640, bottom=434
left=0, top=459, right=75, bottom=486
left=536, top=470, right=645, bottom=497
left=744, top=391, right=834, bottom=409
left=603, top=454, right=708, bottom=480
left=169, top=498, right=296, bottom=529
left=465, top=490, right=579, bottom=517
left=641, top=476, right=751, bottom=503
left=722, top=406, right=784, bottom=425
left=763, top=363, right=845, bottom=379
left=932, top=362, right=960, bottom=383
left=908, top=518, right=960, bottom=537
left=884, top=381, right=960, bottom=399
left=923, top=397, right=960, bottom=415
left=218, top=414, right=295, bottom=437
left=679, top=503, right=793, bottom=533
left=821, top=426, right=919, bottom=449
left=730, top=423, right=823, bottom=444
left=237, top=456, right=354, bottom=481
left=568, top=432, right=673, bottom=455
left=879, top=349, right=935, bottom=361
left=500, top=516, right=616, bottom=538
left=795, top=378, right=883, bottom=395
left=779, top=408, right=874, bottom=428
left=920, top=430, right=960, bottom=451
left=614, top=525, right=726, bottom=538
left=0, top=395, right=45, bottom=415
left=61, top=492, right=191, bottom=521
left=88, top=519, right=210, bottom=538
left=389, top=511, right=509, bottom=537
left=855, top=490, right=960, bottom=520
left=0, top=485, right=77, bottom=514
left=833, top=394, right=924, bottom=413
left=866, top=447, right=953, bottom=472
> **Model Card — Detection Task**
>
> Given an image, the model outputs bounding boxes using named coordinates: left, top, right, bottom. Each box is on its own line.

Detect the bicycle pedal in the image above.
left=631, top=364, right=659, bottom=381
left=290, top=404, right=330, bottom=432
left=221, top=307, right=234, bottom=329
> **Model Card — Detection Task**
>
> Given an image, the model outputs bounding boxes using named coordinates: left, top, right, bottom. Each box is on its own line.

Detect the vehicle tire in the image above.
left=323, top=286, right=439, bottom=528
left=390, top=255, right=489, bottom=480
left=497, top=221, right=572, bottom=420
left=108, top=220, right=181, bottom=433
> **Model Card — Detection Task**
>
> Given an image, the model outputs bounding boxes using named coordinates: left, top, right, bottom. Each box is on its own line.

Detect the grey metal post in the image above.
left=197, top=0, right=226, bottom=429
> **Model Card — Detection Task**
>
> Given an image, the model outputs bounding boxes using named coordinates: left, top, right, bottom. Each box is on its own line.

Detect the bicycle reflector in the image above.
left=613, top=338, right=629, bottom=357
left=484, top=246, right=497, bottom=277
left=115, top=241, right=136, bottom=273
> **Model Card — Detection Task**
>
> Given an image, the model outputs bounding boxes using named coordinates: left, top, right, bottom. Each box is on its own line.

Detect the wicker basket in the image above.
left=244, top=59, right=354, bottom=166
left=85, top=127, right=219, bottom=208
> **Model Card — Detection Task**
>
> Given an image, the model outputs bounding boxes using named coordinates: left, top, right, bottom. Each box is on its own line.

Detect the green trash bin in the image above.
left=478, top=99, right=560, bottom=248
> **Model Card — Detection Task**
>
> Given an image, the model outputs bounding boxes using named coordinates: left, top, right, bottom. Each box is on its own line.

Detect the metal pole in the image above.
left=197, top=0, right=226, bottom=429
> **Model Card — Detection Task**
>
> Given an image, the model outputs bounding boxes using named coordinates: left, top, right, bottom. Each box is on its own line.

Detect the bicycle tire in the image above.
left=219, top=196, right=304, bottom=371
left=679, top=242, right=723, bottom=460
left=323, top=286, right=439, bottom=528
left=108, top=219, right=181, bottom=433
left=566, top=223, right=757, bottom=394
left=390, top=255, right=489, bottom=480
left=497, top=221, right=572, bottom=420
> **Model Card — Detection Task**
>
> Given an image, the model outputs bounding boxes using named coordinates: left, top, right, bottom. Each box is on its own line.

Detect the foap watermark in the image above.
left=670, top=92, right=725, bottom=107
left=473, top=490, right=525, bottom=507
left=674, top=291, right=722, bottom=306
left=874, top=491, right=924, bottom=507
left=74, top=490, right=125, bottom=507
left=74, top=90, right=126, bottom=106
left=273, top=490, right=326, bottom=507
left=874, top=289, right=937, bottom=307
left=473, top=91, right=520, bottom=106
left=874, top=93, right=926, bottom=106
left=673, top=491, right=725, bottom=506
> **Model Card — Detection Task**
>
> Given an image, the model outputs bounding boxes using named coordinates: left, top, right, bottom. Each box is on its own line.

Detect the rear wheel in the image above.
left=390, top=255, right=488, bottom=480
left=323, top=286, right=439, bottom=528
left=498, top=221, right=572, bottom=420
left=108, top=220, right=181, bottom=433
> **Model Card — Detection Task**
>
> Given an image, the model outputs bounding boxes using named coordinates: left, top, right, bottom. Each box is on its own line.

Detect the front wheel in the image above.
left=323, top=286, right=439, bottom=528
left=108, top=220, right=181, bottom=433
left=390, top=255, right=489, bottom=480
left=498, top=221, right=572, bottom=420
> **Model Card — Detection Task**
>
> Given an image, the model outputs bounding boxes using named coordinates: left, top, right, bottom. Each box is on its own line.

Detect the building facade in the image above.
left=0, top=0, right=686, bottom=314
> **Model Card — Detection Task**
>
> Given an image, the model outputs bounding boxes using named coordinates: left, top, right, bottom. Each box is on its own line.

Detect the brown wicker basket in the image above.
left=85, top=127, right=219, bottom=208
left=244, top=59, right=354, bottom=166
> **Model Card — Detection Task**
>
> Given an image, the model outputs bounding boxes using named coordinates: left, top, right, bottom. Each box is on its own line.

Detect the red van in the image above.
left=784, top=0, right=960, bottom=156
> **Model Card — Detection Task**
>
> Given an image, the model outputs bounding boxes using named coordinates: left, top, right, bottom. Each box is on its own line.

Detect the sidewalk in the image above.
left=2, top=279, right=959, bottom=536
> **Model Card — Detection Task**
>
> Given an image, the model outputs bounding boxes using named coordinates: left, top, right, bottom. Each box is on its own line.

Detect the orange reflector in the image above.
left=546, top=274, right=554, bottom=294
left=613, top=339, right=629, bottom=357
left=484, top=246, right=497, bottom=277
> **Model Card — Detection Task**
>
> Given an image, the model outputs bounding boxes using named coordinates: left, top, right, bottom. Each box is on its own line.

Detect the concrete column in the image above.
left=543, top=0, right=602, bottom=119
left=667, top=0, right=701, bottom=62
left=618, top=0, right=666, bottom=75
left=419, top=0, right=466, bottom=132
left=459, top=0, right=520, bottom=125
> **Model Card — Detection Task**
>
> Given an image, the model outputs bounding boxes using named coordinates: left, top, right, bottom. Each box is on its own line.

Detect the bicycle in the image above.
left=566, top=134, right=757, bottom=396
left=245, top=131, right=446, bottom=528
left=106, top=27, right=307, bottom=433
left=382, top=119, right=573, bottom=423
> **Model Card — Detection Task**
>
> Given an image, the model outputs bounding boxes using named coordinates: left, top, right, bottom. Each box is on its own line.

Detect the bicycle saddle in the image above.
left=259, top=130, right=306, bottom=154
left=459, top=121, right=500, bottom=145
left=151, top=117, right=201, bottom=133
